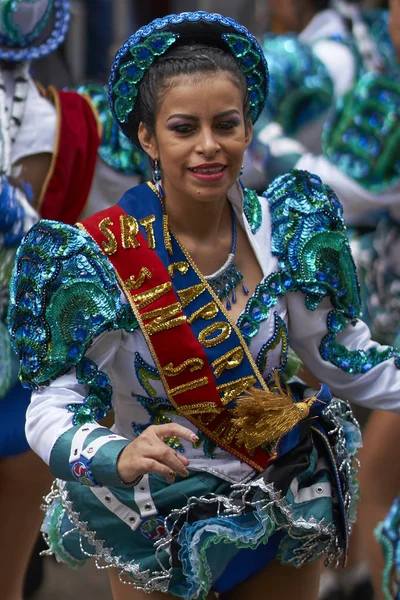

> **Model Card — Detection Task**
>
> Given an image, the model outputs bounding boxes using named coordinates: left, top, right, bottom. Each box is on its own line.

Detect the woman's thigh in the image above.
left=222, top=558, right=321, bottom=600
left=109, top=569, right=217, bottom=600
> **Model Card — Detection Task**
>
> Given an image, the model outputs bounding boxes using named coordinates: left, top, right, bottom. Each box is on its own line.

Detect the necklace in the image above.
left=204, top=203, right=249, bottom=310
left=156, top=184, right=249, bottom=310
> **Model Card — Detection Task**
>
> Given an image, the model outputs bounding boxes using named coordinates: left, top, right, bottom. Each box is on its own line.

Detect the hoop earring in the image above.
left=153, top=159, right=161, bottom=184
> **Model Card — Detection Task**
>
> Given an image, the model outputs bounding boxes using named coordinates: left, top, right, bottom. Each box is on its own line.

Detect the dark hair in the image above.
left=128, top=42, right=251, bottom=139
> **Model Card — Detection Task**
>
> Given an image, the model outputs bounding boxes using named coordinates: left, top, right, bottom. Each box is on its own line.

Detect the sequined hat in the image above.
left=0, top=0, right=70, bottom=61
left=109, top=11, right=269, bottom=148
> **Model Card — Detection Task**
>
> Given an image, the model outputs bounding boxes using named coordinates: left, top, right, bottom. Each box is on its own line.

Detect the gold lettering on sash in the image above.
left=217, top=376, right=257, bottom=405
left=212, top=346, right=244, bottom=378
left=99, top=217, right=117, bottom=255
left=178, top=283, right=207, bottom=308
left=163, top=214, right=173, bottom=255
left=133, top=282, right=172, bottom=310
left=198, top=322, right=231, bottom=348
left=142, top=302, right=186, bottom=335
left=163, top=358, right=204, bottom=377
left=170, top=377, right=209, bottom=397
left=168, top=262, right=189, bottom=277
left=179, top=402, right=222, bottom=417
left=120, top=215, right=140, bottom=249
left=187, top=301, right=219, bottom=325
left=124, top=267, right=152, bottom=291
left=139, top=215, right=156, bottom=249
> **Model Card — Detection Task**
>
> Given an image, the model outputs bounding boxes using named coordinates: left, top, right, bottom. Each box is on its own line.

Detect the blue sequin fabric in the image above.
left=109, top=11, right=268, bottom=145
left=263, top=170, right=400, bottom=374
left=8, top=220, right=131, bottom=389
left=266, top=170, right=360, bottom=315
left=74, top=83, right=148, bottom=178
left=258, top=35, right=333, bottom=136
left=0, top=0, right=70, bottom=61
left=243, top=187, right=262, bottom=234
left=323, top=71, right=400, bottom=192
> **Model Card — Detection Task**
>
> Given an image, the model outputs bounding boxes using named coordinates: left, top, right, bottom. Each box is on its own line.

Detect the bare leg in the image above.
left=222, top=559, right=321, bottom=600
left=0, top=450, right=52, bottom=600
left=109, top=569, right=217, bottom=599
left=357, top=411, right=400, bottom=600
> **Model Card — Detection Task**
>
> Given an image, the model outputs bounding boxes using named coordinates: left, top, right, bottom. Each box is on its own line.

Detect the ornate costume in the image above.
left=7, top=10, right=400, bottom=599
left=0, top=0, right=146, bottom=457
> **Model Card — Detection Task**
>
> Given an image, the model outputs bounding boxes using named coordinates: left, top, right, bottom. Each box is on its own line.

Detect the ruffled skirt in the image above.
left=42, top=398, right=361, bottom=599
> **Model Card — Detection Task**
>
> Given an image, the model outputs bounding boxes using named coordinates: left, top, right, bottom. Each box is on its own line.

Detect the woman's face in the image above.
left=390, top=0, right=400, bottom=61
left=139, top=73, right=252, bottom=205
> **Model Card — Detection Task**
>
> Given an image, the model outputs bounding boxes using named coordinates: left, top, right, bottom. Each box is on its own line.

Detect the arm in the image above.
left=8, top=219, right=195, bottom=488
left=287, top=292, right=400, bottom=412
left=26, top=328, right=133, bottom=488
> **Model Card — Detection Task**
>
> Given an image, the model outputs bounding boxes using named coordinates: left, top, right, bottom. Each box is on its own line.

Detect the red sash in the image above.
left=79, top=206, right=274, bottom=471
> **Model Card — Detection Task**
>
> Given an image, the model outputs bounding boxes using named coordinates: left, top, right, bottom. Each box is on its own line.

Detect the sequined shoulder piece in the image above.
left=74, top=83, right=148, bottom=178
left=264, top=169, right=360, bottom=317
left=243, top=187, right=262, bottom=234
left=8, top=220, right=124, bottom=388
left=257, top=35, right=333, bottom=135
left=323, top=71, right=400, bottom=193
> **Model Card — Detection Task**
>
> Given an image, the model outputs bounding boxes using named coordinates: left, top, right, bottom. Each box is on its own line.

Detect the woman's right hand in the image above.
left=116, top=423, right=199, bottom=485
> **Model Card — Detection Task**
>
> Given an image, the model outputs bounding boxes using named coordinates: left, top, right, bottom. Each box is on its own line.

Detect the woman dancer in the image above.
left=9, top=10, right=400, bottom=600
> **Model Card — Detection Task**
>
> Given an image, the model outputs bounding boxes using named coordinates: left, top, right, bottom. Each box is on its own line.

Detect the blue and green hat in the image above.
left=109, top=11, right=269, bottom=148
left=0, top=0, right=70, bottom=61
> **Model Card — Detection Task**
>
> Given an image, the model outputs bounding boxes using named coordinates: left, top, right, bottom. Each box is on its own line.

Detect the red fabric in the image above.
left=39, top=88, right=101, bottom=224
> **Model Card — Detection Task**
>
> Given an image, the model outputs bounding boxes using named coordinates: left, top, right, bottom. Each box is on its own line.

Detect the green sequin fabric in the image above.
left=262, top=169, right=400, bottom=375
left=243, top=187, right=262, bottom=234
left=256, top=34, right=333, bottom=136
left=113, top=32, right=178, bottom=125
left=68, top=357, right=113, bottom=426
left=265, top=170, right=360, bottom=317
left=323, top=71, right=400, bottom=193
left=74, top=83, right=148, bottom=178
left=8, top=220, right=127, bottom=388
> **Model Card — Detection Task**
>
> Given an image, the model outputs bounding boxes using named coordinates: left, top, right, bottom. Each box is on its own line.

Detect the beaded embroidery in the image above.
left=243, top=186, right=262, bottom=234
left=265, top=170, right=360, bottom=318
left=68, top=357, right=113, bottom=426
left=323, top=71, right=400, bottom=192
left=320, top=309, right=400, bottom=374
left=256, top=312, right=288, bottom=375
left=113, top=32, right=178, bottom=124
left=8, top=221, right=125, bottom=387
left=205, top=203, right=249, bottom=310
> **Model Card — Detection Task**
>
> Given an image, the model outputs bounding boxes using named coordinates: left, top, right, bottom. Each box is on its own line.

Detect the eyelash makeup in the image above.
left=167, top=120, right=241, bottom=134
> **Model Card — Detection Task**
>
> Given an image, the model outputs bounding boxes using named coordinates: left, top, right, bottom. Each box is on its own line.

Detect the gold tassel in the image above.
left=232, top=372, right=317, bottom=455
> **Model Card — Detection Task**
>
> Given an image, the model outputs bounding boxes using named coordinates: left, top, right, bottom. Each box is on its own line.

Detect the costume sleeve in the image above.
left=27, top=328, right=133, bottom=488
left=265, top=168, right=400, bottom=411
left=287, top=293, right=400, bottom=412
left=8, top=219, right=139, bottom=487
left=294, top=153, right=400, bottom=227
